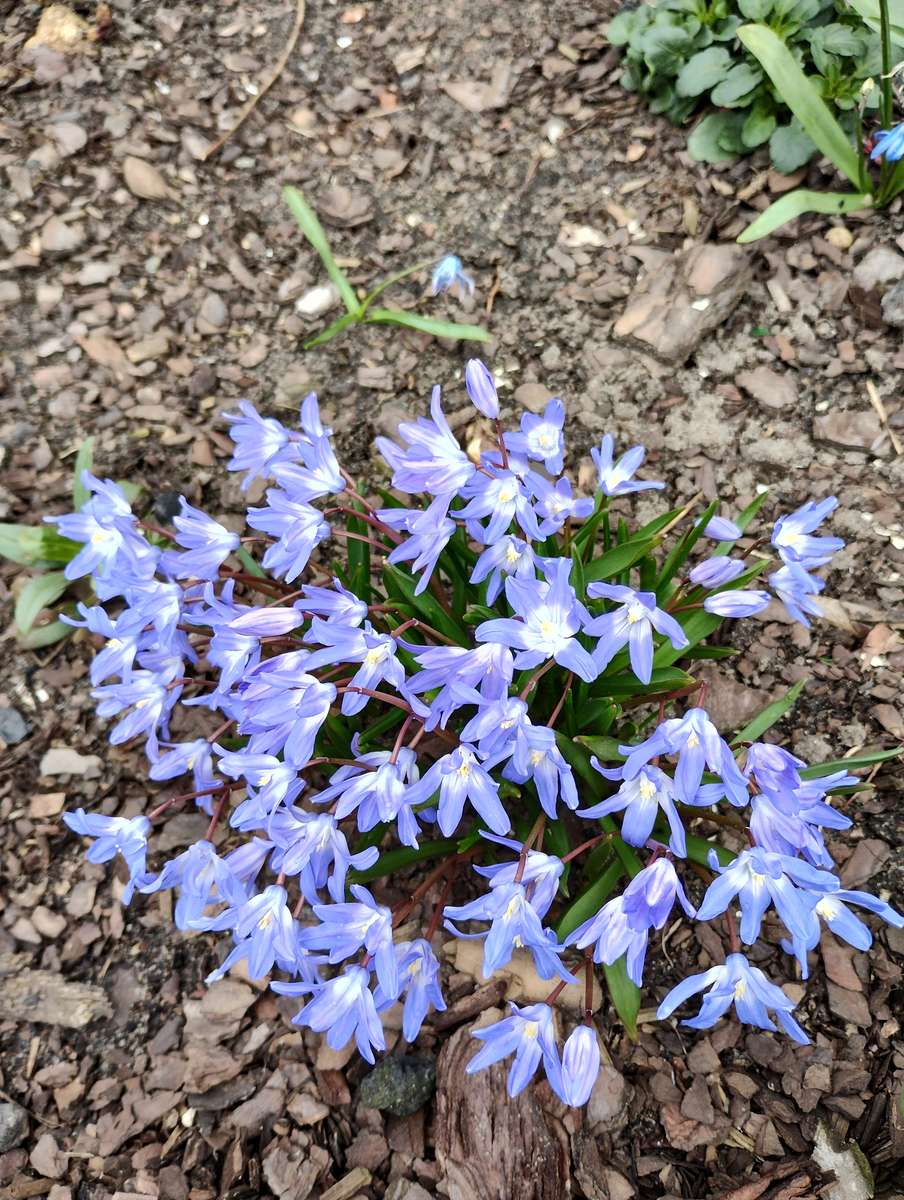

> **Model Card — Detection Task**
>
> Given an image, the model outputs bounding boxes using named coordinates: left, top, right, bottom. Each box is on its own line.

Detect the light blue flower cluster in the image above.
left=54, top=361, right=901, bottom=1109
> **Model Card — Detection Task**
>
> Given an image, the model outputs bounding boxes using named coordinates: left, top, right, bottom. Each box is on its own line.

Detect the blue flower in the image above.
left=296, top=578, right=368, bottom=626
left=223, top=401, right=296, bottom=488
left=657, top=952, right=809, bottom=1043
left=743, top=743, right=806, bottom=794
left=315, top=746, right=423, bottom=847
left=473, top=833, right=564, bottom=918
left=466, top=1002, right=561, bottom=1097
left=160, top=498, right=239, bottom=580
left=476, top=557, right=597, bottom=683
left=138, top=840, right=247, bottom=929
left=502, top=722, right=579, bottom=819
left=431, top=255, right=474, bottom=297
left=63, top=602, right=145, bottom=684
left=620, top=707, right=749, bottom=807
left=48, top=472, right=146, bottom=584
left=63, top=809, right=151, bottom=902
left=695, top=846, right=837, bottom=945
left=215, top=748, right=305, bottom=826
left=870, top=122, right=904, bottom=162
left=688, top=556, right=745, bottom=589
left=582, top=762, right=686, bottom=856
left=784, top=887, right=903, bottom=969
left=381, top=494, right=457, bottom=595
left=465, top=358, right=499, bottom=419
left=551, top=1025, right=600, bottom=1107
left=458, top=467, right=541, bottom=545
left=703, top=589, right=771, bottom=618
left=772, top=497, right=843, bottom=568
left=504, top=399, right=566, bottom=475
left=92, top=671, right=179, bottom=757
left=591, top=435, right=663, bottom=497
left=703, top=515, right=742, bottom=541
left=275, top=965, right=385, bottom=1063
left=300, top=884, right=399, bottom=1001
left=149, top=738, right=219, bottom=811
left=377, top=385, right=476, bottom=496
left=769, top=562, right=825, bottom=627
left=584, top=583, right=689, bottom=685
left=567, top=858, right=694, bottom=984
left=407, top=744, right=510, bottom=837
left=445, top=880, right=575, bottom=982
left=528, top=474, right=594, bottom=536
left=267, top=809, right=379, bottom=902
left=470, top=536, right=538, bottom=605
left=375, top=939, right=446, bottom=1042
left=247, top=489, right=331, bottom=582
left=305, top=620, right=408, bottom=716
left=195, top=883, right=298, bottom=982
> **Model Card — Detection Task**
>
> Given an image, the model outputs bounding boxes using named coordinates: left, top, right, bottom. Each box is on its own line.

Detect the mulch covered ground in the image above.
left=1, top=1, right=903, bottom=1197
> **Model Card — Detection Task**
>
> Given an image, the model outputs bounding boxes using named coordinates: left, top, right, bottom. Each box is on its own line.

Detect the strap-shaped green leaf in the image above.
left=737, top=25, right=863, bottom=187
left=731, top=677, right=807, bottom=744
left=738, top=188, right=873, bottom=244
left=15, top=570, right=70, bottom=634
left=603, top=955, right=641, bottom=1038
left=283, top=186, right=360, bottom=315
left=363, top=307, right=490, bottom=342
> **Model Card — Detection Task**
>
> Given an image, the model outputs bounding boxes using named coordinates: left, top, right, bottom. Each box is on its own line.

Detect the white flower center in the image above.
left=638, top=777, right=657, bottom=801
left=539, top=620, right=555, bottom=638
left=686, top=732, right=700, bottom=749
left=529, top=750, right=545, bottom=766
left=497, top=484, right=516, bottom=504
left=734, top=979, right=746, bottom=999
left=523, top=1021, right=539, bottom=1039
left=816, top=897, right=838, bottom=919
left=365, top=646, right=388, bottom=666
left=626, top=603, right=646, bottom=625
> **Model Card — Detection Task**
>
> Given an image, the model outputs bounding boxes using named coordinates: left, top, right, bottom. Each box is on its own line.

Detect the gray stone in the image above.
left=881, top=278, right=904, bottom=327
left=614, top=242, right=752, bottom=364
left=0, top=1101, right=28, bottom=1151
left=0, top=707, right=29, bottom=745
left=852, top=245, right=904, bottom=292
left=359, top=1055, right=435, bottom=1117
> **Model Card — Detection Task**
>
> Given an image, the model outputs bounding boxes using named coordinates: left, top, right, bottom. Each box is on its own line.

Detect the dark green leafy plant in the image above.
left=607, top=0, right=900, bottom=171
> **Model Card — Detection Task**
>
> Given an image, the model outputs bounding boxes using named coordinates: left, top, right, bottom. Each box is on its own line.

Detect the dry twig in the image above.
left=203, top=0, right=306, bottom=161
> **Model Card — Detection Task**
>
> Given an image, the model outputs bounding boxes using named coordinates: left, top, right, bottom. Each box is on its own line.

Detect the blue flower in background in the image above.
left=445, top=880, right=574, bottom=982
left=582, top=762, right=687, bottom=856
left=591, top=435, right=664, bottom=497
left=275, top=965, right=385, bottom=1063
left=769, top=562, right=825, bottom=627
left=703, top=515, right=742, bottom=541
left=870, top=122, right=904, bottom=161
left=504, top=398, right=566, bottom=475
left=375, top=939, right=446, bottom=1042
left=689, top=556, right=746, bottom=589
left=703, top=589, right=771, bottom=618
left=772, top=497, right=843, bottom=567
left=431, top=254, right=474, bottom=296
left=552, top=1025, right=600, bottom=1107
left=465, top=358, right=499, bottom=419
left=63, top=810, right=151, bottom=902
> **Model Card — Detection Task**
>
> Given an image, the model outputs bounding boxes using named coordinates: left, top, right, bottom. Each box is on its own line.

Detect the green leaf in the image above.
left=738, top=188, right=873, bottom=243
left=72, top=438, right=95, bottom=510
left=15, top=571, right=70, bottom=634
left=302, top=310, right=359, bottom=350
left=800, top=746, right=902, bottom=778
left=732, top=677, right=807, bottom=744
left=576, top=735, right=626, bottom=762
left=583, top=537, right=658, bottom=584
left=117, top=481, right=143, bottom=505
left=282, top=185, right=360, bottom=315
left=675, top=46, right=733, bottom=95
left=737, top=24, right=863, bottom=186
left=382, top=563, right=469, bottom=646
left=742, top=99, right=777, bottom=148
left=603, top=956, right=641, bottom=1038
left=687, top=112, right=741, bottom=162
left=345, top=497, right=371, bottom=603
left=769, top=121, right=817, bottom=173
left=0, top=525, right=81, bottom=568
left=739, top=0, right=773, bottom=18
left=594, top=666, right=696, bottom=701
left=362, top=308, right=490, bottom=343
left=685, top=833, right=736, bottom=869
left=19, top=617, right=73, bottom=650
left=711, top=62, right=763, bottom=106
left=348, top=839, right=459, bottom=884
left=556, top=859, right=623, bottom=940
left=236, top=547, right=266, bottom=578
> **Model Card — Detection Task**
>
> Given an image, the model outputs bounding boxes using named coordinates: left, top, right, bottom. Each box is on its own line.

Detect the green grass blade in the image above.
left=363, top=307, right=490, bottom=342
left=731, top=677, right=807, bottom=745
left=283, top=186, right=359, bottom=315
left=302, top=310, right=359, bottom=349
left=738, top=189, right=873, bottom=244
left=737, top=25, right=863, bottom=187
left=603, top=955, right=641, bottom=1039
left=236, top=547, right=266, bottom=578
left=800, top=747, right=902, bottom=778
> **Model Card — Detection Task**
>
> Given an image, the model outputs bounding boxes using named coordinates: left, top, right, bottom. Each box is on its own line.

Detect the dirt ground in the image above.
left=1, top=1, right=904, bottom=1197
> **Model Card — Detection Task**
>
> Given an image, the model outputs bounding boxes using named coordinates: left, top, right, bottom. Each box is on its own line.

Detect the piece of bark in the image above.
left=434, top=1021, right=569, bottom=1200
left=0, top=953, right=111, bottom=1028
